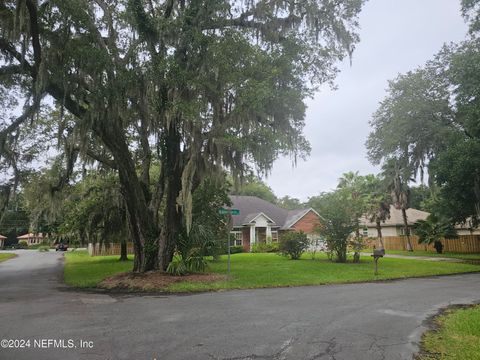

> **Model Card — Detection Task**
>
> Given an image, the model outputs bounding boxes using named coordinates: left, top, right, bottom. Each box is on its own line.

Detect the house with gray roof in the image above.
left=360, top=206, right=480, bottom=237
left=359, top=206, right=430, bottom=237
left=227, top=196, right=322, bottom=251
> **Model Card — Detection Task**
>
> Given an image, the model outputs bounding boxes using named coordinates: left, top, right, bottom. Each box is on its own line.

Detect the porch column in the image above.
left=266, top=225, right=272, bottom=243
left=250, top=225, right=256, bottom=250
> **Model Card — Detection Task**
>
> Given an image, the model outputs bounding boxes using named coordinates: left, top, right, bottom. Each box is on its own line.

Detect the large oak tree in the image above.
left=1, top=0, right=365, bottom=271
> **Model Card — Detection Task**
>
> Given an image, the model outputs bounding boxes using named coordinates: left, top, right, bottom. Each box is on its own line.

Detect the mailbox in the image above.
left=372, top=249, right=385, bottom=257
left=371, top=248, right=385, bottom=275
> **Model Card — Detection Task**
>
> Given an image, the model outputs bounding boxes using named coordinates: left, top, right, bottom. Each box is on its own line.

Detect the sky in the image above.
left=264, top=0, right=469, bottom=201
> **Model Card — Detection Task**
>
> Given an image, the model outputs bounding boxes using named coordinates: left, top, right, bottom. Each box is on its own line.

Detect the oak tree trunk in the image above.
left=95, top=122, right=159, bottom=272
left=158, top=122, right=183, bottom=271
left=119, top=239, right=128, bottom=261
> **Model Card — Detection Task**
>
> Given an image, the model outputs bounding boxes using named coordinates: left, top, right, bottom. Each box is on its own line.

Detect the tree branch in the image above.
left=83, top=148, right=117, bottom=170
left=0, top=97, right=41, bottom=145
left=0, top=64, right=24, bottom=77
left=25, top=0, right=42, bottom=72
left=0, top=37, right=35, bottom=76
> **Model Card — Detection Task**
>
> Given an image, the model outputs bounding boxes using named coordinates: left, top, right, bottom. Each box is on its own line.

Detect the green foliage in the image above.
left=171, top=177, right=230, bottom=273
left=278, top=232, right=309, bottom=260
left=17, top=241, right=28, bottom=249
left=251, top=242, right=279, bottom=253
left=229, top=246, right=244, bottom=254
left=230, top=175, right=277, bottom=203
left=0, top=195, right=30, bottom=244
left=363, top=174, right=391, bottom=235
left=22, top=170, right=127, bottom=246
left=414, top=214, right=458, bottom=245
left=381, top=158, right=415, bottom=250
left=313, top=191, right=357, bottom=263
left=166, top=258, right=189, bottom=276
left=367, top=35, right=480, bottom=230
left=28, top=241, right=51, bottom=249
left=337, top=171, right=375, bottom=259
left=409, top=185, right=434, bottom=211
left=277, top=196, right=302, bottom=210
left=1, top=0, right=366, bottom=272
left=38, top=246, right=50, bottom=252
left=462, top=0, right=480, bottom=34
left=366, top=67, right=453, bottom=173
left=431, top=139, right=480, bottom=225
left=166, top=251, right=208, bottom=276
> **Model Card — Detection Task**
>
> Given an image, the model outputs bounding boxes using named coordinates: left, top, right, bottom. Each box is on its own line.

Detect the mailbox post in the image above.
left=371, top=248, right=385, bottom=275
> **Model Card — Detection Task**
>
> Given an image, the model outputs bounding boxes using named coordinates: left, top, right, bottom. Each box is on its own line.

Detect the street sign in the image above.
left=218, top=208, right=240, bottom=278
left=219, top=208, right=240, bottom=215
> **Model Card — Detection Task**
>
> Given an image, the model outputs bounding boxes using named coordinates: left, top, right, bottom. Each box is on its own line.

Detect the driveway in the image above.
left=0, top=251, right=479, bottom=360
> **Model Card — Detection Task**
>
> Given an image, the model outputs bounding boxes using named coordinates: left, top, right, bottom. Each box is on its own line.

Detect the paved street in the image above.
left=0, top=251, right=479, bottom=360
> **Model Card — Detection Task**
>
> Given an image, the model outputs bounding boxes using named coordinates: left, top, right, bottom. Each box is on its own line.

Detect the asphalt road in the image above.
left=0, top=251, right=479, bottom=360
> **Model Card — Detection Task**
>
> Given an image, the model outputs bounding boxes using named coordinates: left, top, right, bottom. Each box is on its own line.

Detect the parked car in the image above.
left=55, top=243, right=68, bottom=251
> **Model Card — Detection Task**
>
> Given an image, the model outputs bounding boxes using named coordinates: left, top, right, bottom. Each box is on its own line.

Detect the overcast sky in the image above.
left=264, top=0, right=469, bottom=201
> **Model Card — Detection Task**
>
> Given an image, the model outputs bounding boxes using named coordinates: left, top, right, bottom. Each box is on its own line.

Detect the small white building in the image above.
left=0, top=234, right=6, bottom=248
left=359, top=206, right=430, bottom=237
left=360, top=207, right=480, bottom=237
left=17, top=233, right=46, bottom=246
left=455, top=218, right=480, bottom=235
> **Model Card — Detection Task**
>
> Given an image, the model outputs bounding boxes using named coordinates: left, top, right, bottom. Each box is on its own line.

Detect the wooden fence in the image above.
left=88, top=242, right=134, bottom=256
left=364, top=235, right=480, bottom=253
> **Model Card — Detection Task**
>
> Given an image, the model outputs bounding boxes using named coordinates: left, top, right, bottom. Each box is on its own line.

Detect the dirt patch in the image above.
left=99, top=271, right=226, bottom=292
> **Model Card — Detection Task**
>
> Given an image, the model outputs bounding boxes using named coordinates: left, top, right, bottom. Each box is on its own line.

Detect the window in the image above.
left=271, top=230, right=279, bottom=242
left=230, top=231, right=243, bottom=246
left=362, top=227, right=368, bottom=237
left=398, top=227, right=412, bottom=236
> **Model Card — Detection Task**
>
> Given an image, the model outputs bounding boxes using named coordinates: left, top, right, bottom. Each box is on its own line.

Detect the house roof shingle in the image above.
left=228, top=195, right=315, bottom=229
left=360, top=205, right=429, bottom=227
left=17, top=233, right=44, bottom=239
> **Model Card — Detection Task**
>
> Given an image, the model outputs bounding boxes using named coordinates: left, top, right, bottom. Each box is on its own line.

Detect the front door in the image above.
left=255, top=227, right=267, bottom=244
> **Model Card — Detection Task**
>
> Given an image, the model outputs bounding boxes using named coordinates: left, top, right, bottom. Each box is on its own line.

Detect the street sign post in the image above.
left=218, top=208, right=240, bottom=277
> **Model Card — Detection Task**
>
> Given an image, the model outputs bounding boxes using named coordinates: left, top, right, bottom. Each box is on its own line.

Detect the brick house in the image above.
left=228, top=196, right=322, bottom=252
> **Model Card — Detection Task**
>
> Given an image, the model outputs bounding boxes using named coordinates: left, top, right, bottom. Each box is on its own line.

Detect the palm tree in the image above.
left=414, top=214, right=458, bottom=253
left=364, top=175, right=391, bottom=249
left=382, top=159, right=414, bottom=251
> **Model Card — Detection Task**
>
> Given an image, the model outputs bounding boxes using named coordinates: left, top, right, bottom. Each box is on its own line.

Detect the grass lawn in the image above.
left=385, top=250, right=480, bottom=261
left=419, top=305, right=480, bottom=359
left=0, top=253, right=16, bottom=263
left=64, top=251, right=480, bottom=292
left=64, top=251, right=134, bottom=287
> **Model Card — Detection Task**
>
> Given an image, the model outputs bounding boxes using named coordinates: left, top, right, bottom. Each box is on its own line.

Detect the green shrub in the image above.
left=229, top=246, right=244, bottom=254
left=28, top=242, right=51, bottom=249
left=18, top=241, right=28, bottom=249
left=38, top=246, right=50, bottom=252
left=166, top=258, right=188, bottom=276
left=166, top=249, right=208, bottom=276
left=278, top=232, right=309, bottom=260
left=251, top=242, right=279, bottom=253
left=184, top=253, right=208, bottom=273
